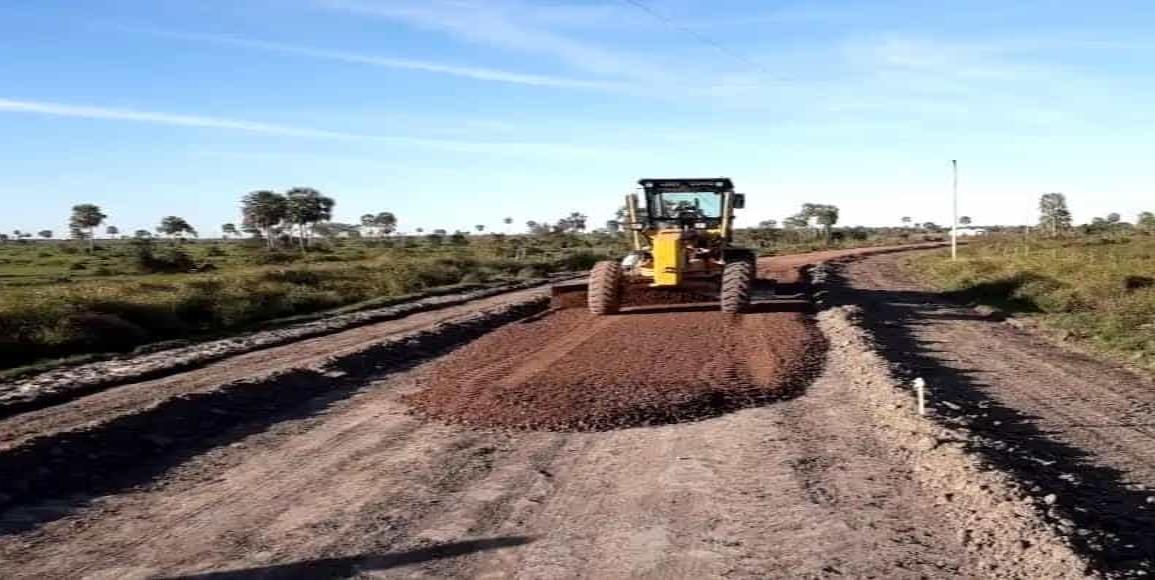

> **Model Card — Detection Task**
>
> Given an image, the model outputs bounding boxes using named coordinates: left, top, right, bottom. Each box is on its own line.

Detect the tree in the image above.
left=525, top=220, right=539, bottom=234
left=221, top=223, right=238, bottom=239
left=1106, top=212, right=1121, bottom=224
left=757, top=219, right=778, bottom=229
left=134, top=229, right=152, bottom=239
left=959, top=216, right=972, bottom=226
left=782, top=214, right=809, bottom=229
left=105, top=225, right=119, bottom=238
left=0, top=234, right=8, bottom=243
left=313, top=222, right=360, bottom=240
left=1138, top=211, right=1155, bottom=233
left=242, top=190, right=288, bottom=249
left=69, top=204, right=107, bottom=251
left=605, top=219, right=621, bottom=233
left=415, top=227, right=425, bottom=234
left=1038, top=193, right=1072, bottom=237
left=360, top=212, right=397, bottom=239
left=284, top=187, right=335, bottom=251
left=901, top=216, right=912, bottom=228
left=554, top=212, right=588, bottom=233
left=503, top=217, right=513, bottom=232
left=474, top=224, right=485, bottom=233
left=38, top=230, right=52, bottom=239
left=787, top=203, right=839, bottom=243
left=157, top=216, right=197, bottom=240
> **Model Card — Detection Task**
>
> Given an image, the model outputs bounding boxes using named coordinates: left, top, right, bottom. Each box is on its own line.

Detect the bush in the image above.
left=557, top=251, right=602, bottom=271
left=58, top=313, right=149, bottom=351
left=251, top=251, right=300, bottom=265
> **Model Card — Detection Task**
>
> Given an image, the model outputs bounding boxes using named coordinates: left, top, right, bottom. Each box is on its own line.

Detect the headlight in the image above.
left=694, top=222, right=707, bottom=229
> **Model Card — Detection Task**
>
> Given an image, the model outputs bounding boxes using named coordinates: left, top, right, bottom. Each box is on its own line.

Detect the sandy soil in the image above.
left=0, top=243, right=1102, bottom=579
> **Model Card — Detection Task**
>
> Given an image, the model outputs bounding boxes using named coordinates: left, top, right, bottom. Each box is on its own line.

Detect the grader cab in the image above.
left=586, top=178, right=758, bottom=315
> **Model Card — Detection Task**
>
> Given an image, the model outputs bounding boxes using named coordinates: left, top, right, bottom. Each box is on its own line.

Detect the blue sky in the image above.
left=2, top=0, right=1153, bottom=236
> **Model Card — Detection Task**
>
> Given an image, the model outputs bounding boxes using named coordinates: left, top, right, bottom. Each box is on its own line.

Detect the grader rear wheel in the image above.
left=588, top=260, right=623, bottom=315
left=720, top=258, right=753, bottom=313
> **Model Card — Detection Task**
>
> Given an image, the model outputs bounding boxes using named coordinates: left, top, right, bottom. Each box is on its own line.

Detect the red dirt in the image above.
left=406, top=244, right=942, bottom=431
left=406, top=296, right=823, bottom=431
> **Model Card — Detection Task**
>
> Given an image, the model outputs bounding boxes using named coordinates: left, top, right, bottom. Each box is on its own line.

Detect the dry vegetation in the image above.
left=910, top=234, right=1155, bottom=372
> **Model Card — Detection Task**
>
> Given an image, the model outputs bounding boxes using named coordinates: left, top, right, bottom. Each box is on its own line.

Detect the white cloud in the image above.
left=0, top=98, right=358, bottom=138
left=114, top=27, right=625, bottom=91
left=318, top=0, right=670, bottom=83
left=0, top=98, right=609, bottom=158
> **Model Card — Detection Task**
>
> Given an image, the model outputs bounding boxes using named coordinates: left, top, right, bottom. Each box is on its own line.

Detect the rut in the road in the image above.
left=405, top=308, right=824, bottom=431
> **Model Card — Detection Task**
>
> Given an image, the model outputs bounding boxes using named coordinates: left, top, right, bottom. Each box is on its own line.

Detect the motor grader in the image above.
left=582, top=178, right=758, bottom=314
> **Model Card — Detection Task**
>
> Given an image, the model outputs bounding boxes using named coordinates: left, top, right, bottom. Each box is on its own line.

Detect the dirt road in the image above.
left=0, top=244, right=1099, bottom=578
left=836, top=251, right=1155, bottom=577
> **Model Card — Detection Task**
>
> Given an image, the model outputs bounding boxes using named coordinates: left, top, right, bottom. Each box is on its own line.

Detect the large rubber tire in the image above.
left=588, top=260, right=622, bottom=315
left=720, top=258, right=753, bottom=313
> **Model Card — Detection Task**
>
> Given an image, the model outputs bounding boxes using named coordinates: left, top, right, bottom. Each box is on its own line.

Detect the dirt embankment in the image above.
left=0, top=278, right=573, bottom=417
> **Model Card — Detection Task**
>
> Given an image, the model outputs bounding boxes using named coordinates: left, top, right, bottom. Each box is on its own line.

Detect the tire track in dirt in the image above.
left=839, top=251, right=1155, bottom=577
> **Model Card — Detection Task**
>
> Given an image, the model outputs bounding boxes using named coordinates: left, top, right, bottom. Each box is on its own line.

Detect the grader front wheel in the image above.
left=720, top=259, right=753, bottom=313
left=588, top=260, right=622, bottom=315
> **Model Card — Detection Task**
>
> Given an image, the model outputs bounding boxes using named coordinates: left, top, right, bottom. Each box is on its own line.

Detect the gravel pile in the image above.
left=405, top=307, right=824, bottom=431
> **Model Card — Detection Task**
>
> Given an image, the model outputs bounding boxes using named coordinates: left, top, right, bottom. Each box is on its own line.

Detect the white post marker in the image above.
left=951, top=159, right=959, bottom=261
left=914, top=377, right=927, bottom=416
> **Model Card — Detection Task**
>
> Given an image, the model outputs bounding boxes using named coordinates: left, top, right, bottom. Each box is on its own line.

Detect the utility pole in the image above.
left=951, top=159, right=958, bottom=261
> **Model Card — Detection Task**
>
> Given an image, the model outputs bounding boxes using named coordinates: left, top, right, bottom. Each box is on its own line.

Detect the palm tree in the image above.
left=221, top=223, right=238, bottom=239
left=157, top=216, right=197, bottom=241
left=285, top=187, right=335, bottom=251
left=901, top=216, right=912, bottom=228
left=105, top=226, right=119, bottom=238
left=475, top=224, right=485, bottom=233
left=361, top=212, right=397, bottom=239
left=959, top=216, right=973, bottom=226
left=69, top=204, right=107, bottom=251
left=242, top=190, right=288, bottom=249
left=38, top=230, right=52, bottom=239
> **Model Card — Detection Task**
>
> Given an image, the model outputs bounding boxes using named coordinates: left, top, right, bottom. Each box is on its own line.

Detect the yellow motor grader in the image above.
left=581, top=178, right=757, bottom=314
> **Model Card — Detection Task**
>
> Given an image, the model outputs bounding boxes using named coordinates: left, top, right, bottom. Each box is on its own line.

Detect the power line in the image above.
left=616, top=0, right=778, bottom=77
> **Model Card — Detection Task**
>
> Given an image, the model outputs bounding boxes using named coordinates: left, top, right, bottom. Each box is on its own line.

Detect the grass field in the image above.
left=0, top=235, right=622, bottom=372
left=909, top=234, right=1155, bottom=372
left=0, top=228, right=921, bottom=373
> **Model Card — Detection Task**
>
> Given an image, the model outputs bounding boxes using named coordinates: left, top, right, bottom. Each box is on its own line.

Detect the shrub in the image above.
left=58, top=313, right=150, bottom=351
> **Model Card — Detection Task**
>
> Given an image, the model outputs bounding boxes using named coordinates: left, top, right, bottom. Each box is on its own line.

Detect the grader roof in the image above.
left=638, top=178, right=734, bottom=192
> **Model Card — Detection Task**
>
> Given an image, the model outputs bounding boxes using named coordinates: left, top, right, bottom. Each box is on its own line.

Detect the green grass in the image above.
left=0, top=237, right=612, bottom=370
left=908, top=234, right=1155, bottom=372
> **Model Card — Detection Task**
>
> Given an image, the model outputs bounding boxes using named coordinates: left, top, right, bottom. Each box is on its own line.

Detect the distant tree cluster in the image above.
left=241, top=187, right=336, bottom=250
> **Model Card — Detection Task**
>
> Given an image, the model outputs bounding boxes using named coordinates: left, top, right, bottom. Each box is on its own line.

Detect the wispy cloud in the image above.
left=0, top=98, right=608, bottom=158
left=0, top=98, right=359, bottom=139
left=319, top=0, right=668, bottom=83
left=113, top=26, right=623, bottom=91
